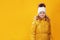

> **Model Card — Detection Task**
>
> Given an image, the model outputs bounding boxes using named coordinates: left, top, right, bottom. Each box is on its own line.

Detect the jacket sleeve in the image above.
left=48, top=20, right=53, bottom=40
left=31, top=18, right=37, bottom=40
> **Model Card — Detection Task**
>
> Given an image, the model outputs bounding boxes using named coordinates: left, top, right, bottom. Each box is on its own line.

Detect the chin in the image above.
left=40, top=16, right=44, bottom=18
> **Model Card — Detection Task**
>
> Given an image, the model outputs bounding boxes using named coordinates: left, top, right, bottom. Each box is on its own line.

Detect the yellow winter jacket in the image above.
left=32, top=17, right=51, bottom=40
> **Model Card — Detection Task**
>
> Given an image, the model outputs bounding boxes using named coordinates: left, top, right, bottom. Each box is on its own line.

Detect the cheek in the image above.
left=42, top=14, right=45, bottom=16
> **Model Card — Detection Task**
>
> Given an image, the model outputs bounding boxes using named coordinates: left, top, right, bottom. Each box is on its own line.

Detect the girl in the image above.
left=32, top=3, right=52, bottom=40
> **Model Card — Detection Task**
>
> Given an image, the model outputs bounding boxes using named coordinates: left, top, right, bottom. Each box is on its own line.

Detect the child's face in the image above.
left=38, top=11, right=46, bottom=18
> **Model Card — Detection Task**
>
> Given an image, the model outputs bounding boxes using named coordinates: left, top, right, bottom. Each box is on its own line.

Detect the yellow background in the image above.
left=0, top=0, right=60, bottom=40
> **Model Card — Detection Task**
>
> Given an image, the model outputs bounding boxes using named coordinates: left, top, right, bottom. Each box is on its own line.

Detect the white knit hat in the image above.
left=38, top=7, right=46, bottom=14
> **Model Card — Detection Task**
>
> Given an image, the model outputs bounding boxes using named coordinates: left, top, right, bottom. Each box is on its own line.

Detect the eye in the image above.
left=43, top=12, right=45, bottom=14
left=39, top=12, right=42, bottom=14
